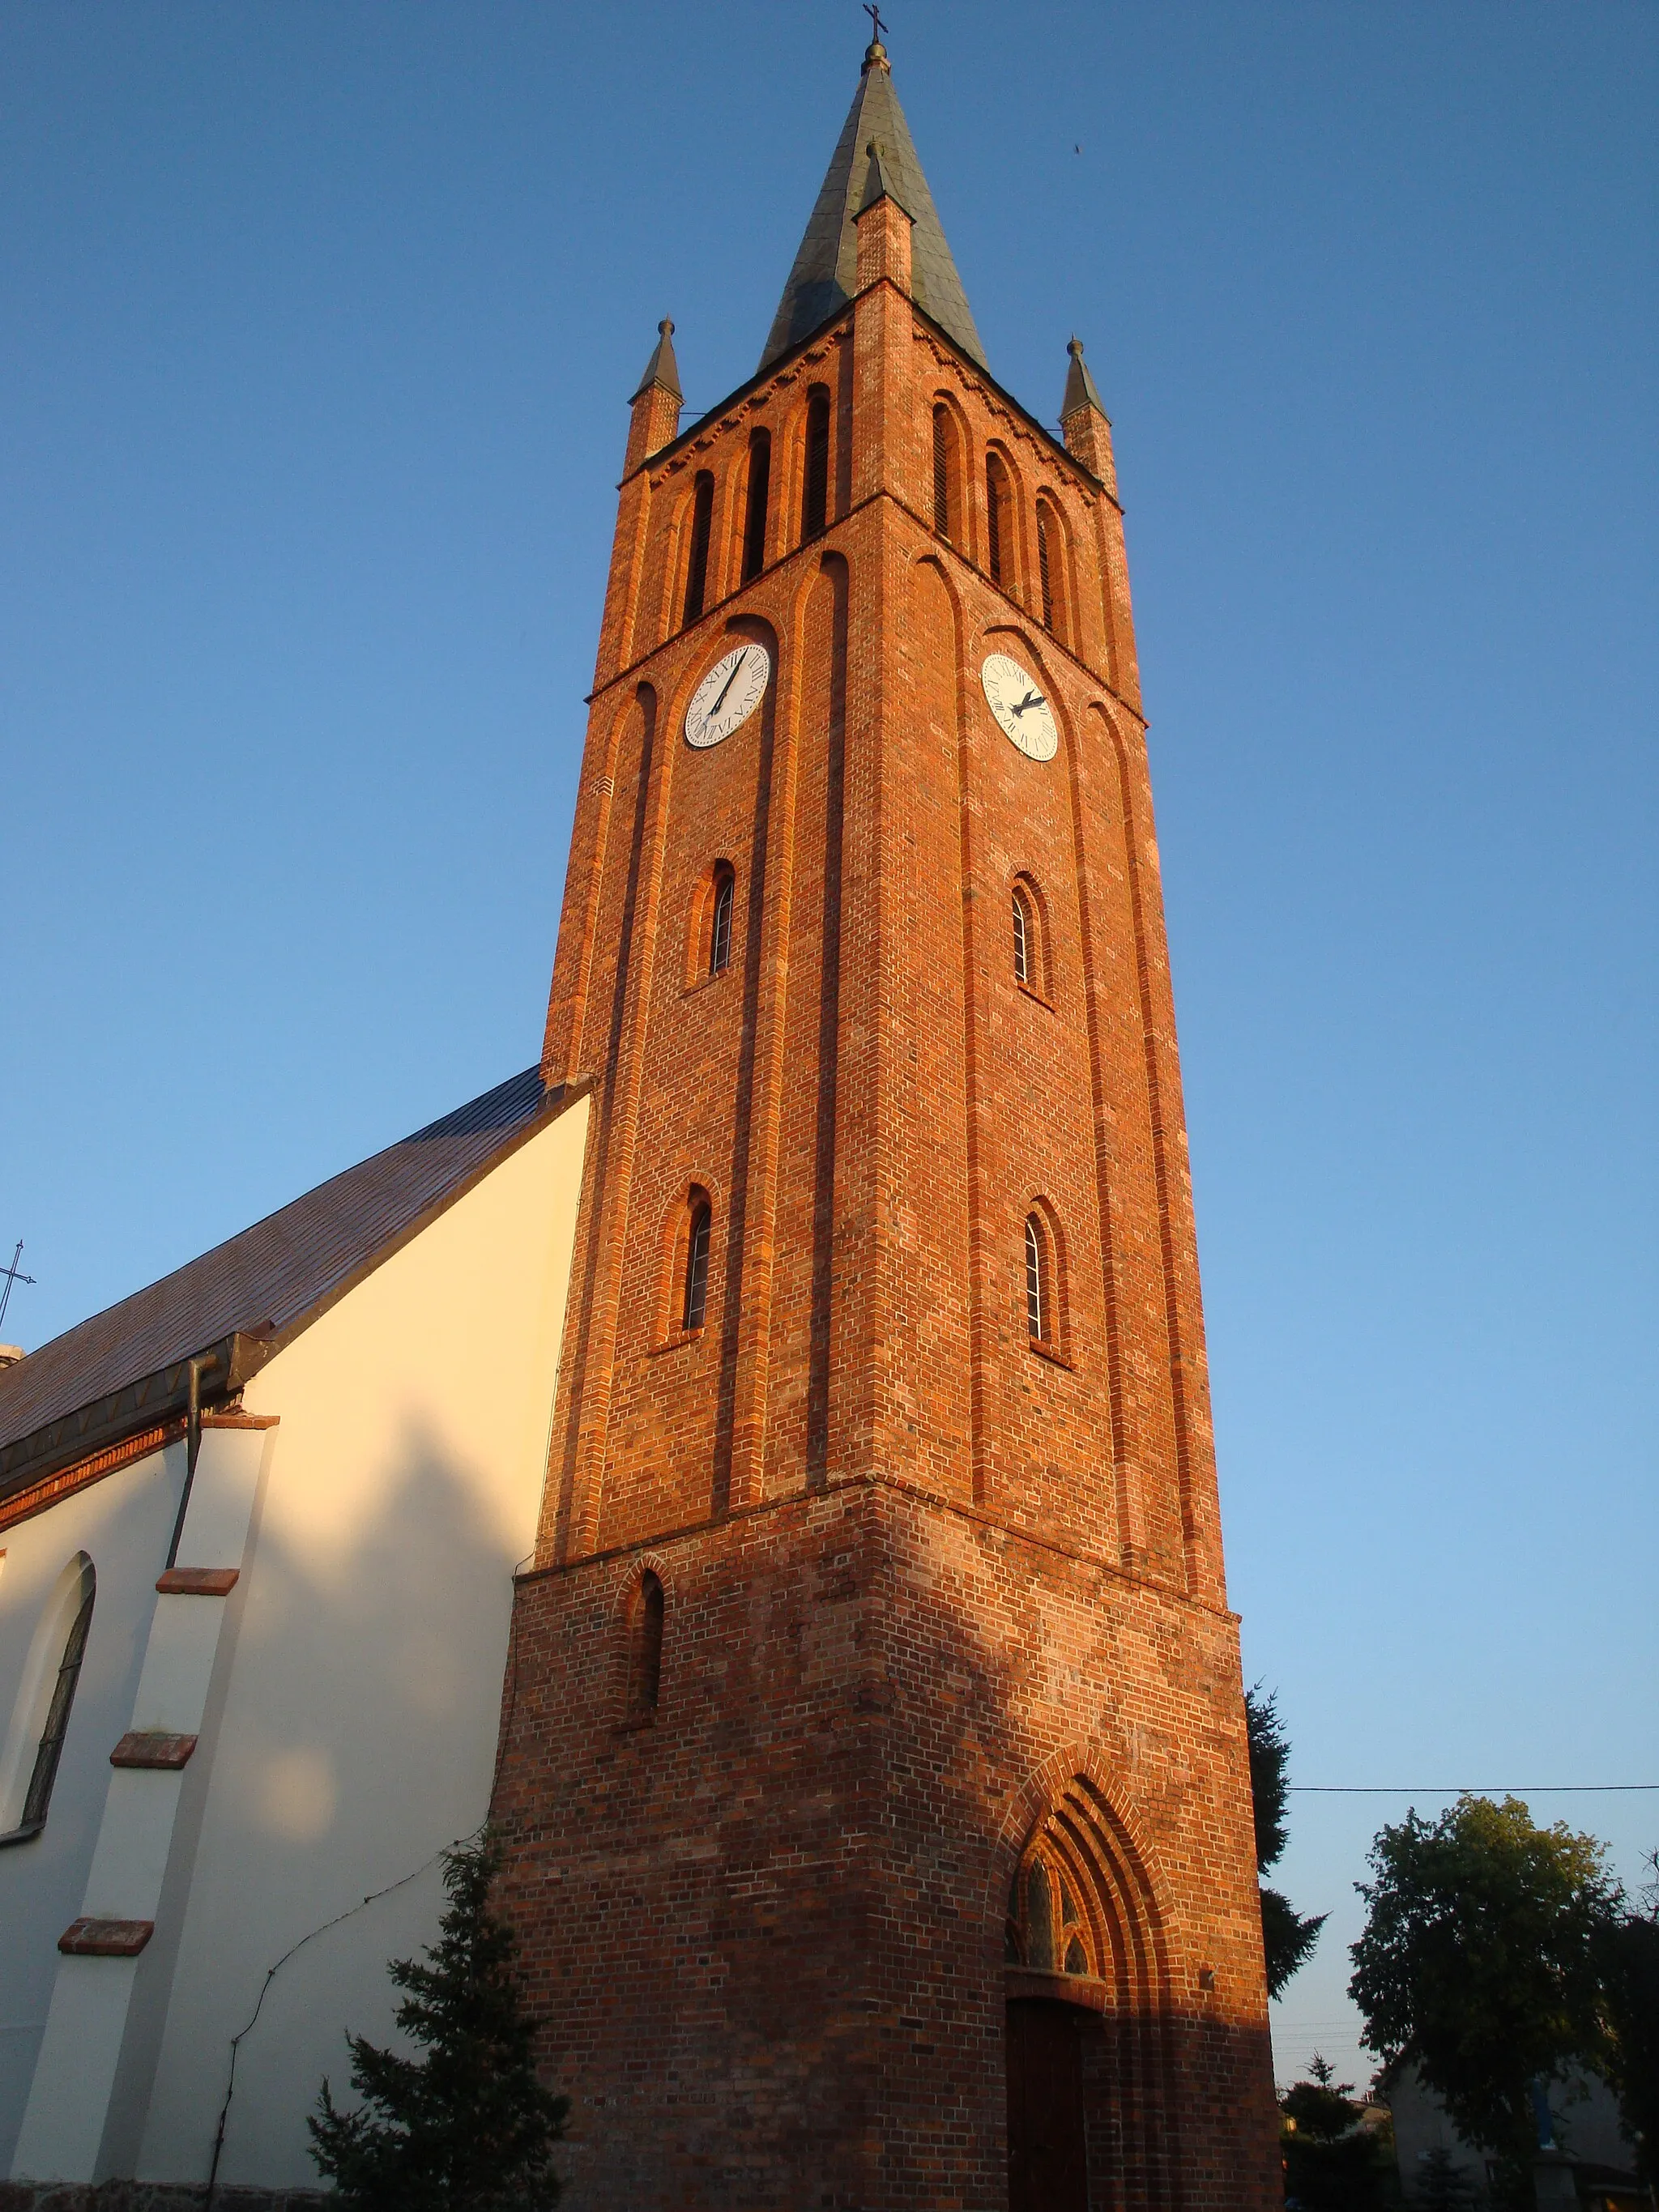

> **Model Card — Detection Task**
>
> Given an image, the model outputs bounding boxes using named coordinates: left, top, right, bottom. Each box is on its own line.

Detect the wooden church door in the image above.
left=1006, top=1998, right=1089, bottom=2212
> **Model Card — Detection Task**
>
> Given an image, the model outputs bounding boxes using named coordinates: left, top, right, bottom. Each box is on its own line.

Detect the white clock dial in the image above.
left=980, top=653, right=1058, bottom=762
left=684, top=643, right=771, bottom=750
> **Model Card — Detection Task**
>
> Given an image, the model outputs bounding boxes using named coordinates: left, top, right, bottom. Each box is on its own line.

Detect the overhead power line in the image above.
left=1291, top=1784, right=1659, bottom=1795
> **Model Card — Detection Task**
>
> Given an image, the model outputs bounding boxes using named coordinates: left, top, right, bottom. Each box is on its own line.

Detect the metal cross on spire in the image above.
left=0, top=1240, right=35, bottom=1333
left=863, top=4, right=887, bottom=48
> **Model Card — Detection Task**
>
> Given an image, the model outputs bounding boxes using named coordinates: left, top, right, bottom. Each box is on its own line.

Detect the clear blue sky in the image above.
left=4, top=1, right=1655, bottom=2091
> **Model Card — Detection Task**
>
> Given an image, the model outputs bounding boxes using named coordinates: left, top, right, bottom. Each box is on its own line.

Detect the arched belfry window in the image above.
left=1037, top=501, right=1067, bottom=641
left=683, top=1194, right=711, bottom=1332
left=986, top=451, right=1013, bottom=587
left=683, top=471, right=714, bottom=626
left=932, top=404, right=959, bottom=542
left=626, top=1571, right=665, bottom=1720
left=802, top=387, right=830, bottom=543
left=15, top=1558, right=96, bottom=1836
left=742, top=430, right=771, bottom=584
left=710, top=863, right=735, bottom=977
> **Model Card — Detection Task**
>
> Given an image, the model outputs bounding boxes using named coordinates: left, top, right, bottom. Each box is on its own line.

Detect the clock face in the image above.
left=980, top=653, right=1058, bottom=762
left=684, top=642, right=771, bottom=750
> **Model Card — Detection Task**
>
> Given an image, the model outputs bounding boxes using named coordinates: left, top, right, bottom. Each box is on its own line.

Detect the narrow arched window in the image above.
left=932, top=405, right=954, bottom=540
left=742, top=430, right=771, bottom=583
left=683, top=1197, right=711, bottom=1331
left=802, top=387, right=830, bottom=543
left=626, top=1571, right=664, bottom=1720
left=986, top=451, right=1011, bottom=586
left=1025, top=1215, right=1045, bottom=1341
left=1013, top=886, right=1032, bottom=986
left=709, top=864, right=735, bottom=976
left=21, top=1563, right=95, bottom=1834
left=683, top=471, right=714, bottom=625
left=1037, top=499, right=1068, bottom=642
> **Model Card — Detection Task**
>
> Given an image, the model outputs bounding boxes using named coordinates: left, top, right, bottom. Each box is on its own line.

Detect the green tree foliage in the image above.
left=1595, top=1858, right=1659, bottom=2189
left=1279, top=2053, right=1394, bottom=2212
left=1348, top=1796, right=1618, bottom=2210
left=309, top=1831, right=569, bottom=2211
left=1245, top=1685, right=1327, bottom=1997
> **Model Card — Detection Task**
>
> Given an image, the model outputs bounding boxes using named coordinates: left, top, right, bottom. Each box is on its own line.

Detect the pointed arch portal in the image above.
left=1000, top=1769, right=1177, bottom=2212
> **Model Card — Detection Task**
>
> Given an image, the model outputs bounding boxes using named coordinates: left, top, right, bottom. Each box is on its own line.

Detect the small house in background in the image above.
left=0, top=1069, right=588, bottom=2193
left=1387, top=2062, right=1644, bottom=2212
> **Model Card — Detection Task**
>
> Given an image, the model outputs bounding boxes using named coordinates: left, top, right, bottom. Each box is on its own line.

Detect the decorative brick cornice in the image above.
left=0, top=1418, right=184, bottom=1536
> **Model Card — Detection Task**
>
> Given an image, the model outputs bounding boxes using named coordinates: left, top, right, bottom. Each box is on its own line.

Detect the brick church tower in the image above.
left=496, top=33, right=1279, bottom=2212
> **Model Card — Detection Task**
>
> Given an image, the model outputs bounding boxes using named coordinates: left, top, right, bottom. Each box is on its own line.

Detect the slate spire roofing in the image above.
left=630, top=317, right=682, bottom=405
left=1062, top=335, right=1107, bottom=422
left=759, top=36, right=986, bottom=373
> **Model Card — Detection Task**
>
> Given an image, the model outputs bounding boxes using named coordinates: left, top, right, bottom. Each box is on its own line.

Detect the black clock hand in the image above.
left=1011, top=690, right=1044, bottom=717
left=709, top=650, right=748, bottom=718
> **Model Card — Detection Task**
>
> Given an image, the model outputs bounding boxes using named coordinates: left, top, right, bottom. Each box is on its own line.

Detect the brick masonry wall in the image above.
left=496, top=1480, right=1277, bottom=2210
left=505, top=218, right=1278, bottom=2210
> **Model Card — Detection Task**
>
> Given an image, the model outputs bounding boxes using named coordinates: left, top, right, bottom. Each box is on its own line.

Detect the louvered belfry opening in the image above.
left=683, top=471, right=714, bottom=624
left=932, top=404, right=953, bottom=539
left=742, top=430, right=772, bottom=583
left=1038, top=509, right=1055, bottom=630
left=986, top=451, right=1009, bottom=585
left=803, top=387, right=831, bottom=541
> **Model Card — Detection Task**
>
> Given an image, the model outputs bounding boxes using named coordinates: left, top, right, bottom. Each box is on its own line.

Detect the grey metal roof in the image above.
left=0, top=1066, right=586, bottom=1499
left=1062, top=335, right=1107, bottom=422
left=759, top=42, right=986, bottom=373
left=631, top=317, right=682, bottom=403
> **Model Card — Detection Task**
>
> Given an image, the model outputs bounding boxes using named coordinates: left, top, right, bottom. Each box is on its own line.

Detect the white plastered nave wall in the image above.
left=135, top=1092, right=590, bottom=2186
left=0, top=1089, right=589, bottom=2188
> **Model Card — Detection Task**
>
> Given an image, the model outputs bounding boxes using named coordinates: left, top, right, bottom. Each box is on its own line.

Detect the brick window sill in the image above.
left=1027, top=1336, right=1074, bottom=1372
left=614, top=1711, right=658, bottom=1735
left=682, top=967, right=731, bottom=999
left=650, top=1327, right=706, bottom=1357
left=1016, top=981, right=1056, bottom=1013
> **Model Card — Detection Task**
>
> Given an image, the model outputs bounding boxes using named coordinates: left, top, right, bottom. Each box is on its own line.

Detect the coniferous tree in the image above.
left=309, top=1831, right=568, bottom=2211
left=1416, top=2146, right=1479, bottom=2212
left=1246, top=1685, right=1327, bottom=1997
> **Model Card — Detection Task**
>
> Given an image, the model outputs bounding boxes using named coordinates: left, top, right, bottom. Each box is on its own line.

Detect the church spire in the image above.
left=758, top=33, right=985, bottom=372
